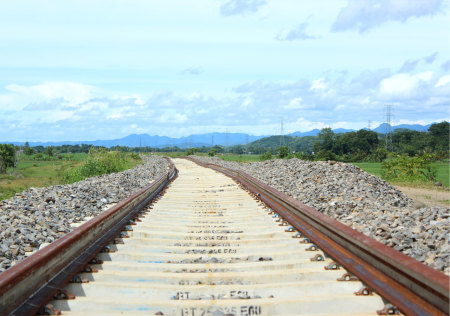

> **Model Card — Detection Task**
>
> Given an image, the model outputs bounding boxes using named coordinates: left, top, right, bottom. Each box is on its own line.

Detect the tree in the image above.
left=428, top=121, right=449, bottom=151
left=314, top=128, right=336, bottom=152
left=211, top=145, right=224, bottom=153
left=0, top=144, right=15, bottom=173
left=314, top=149, right=336, bottom=161
left=230, top=145, right=245, bottom=155
left=278, top=146, right=289, bottom=158
left=24, top=142, right=34, bottom=155
left=208, top=149, right=217, bottom=157
left=45, top=146, right=54, bottom=157
left=186, top=148, right=199, bottom=155
left=370, top=147, right=389, bottom=162
left=260, top=151, right=272, bottom=161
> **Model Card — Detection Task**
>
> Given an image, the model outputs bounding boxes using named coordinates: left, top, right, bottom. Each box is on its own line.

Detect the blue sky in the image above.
left=0, top=0, right=449, bottom=141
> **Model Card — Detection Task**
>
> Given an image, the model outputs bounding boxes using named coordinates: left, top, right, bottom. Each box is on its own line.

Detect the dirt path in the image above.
left=395, top=185, right=450, bottom=208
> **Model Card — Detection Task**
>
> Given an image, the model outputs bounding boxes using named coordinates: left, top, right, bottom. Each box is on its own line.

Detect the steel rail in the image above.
left=0, top=158, right=177, bottom=316
left=188, top=157, right=449, bottom=316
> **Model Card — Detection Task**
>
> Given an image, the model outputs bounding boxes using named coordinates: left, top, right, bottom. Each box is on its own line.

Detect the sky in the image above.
left=0, top=0, right=449, bottom=141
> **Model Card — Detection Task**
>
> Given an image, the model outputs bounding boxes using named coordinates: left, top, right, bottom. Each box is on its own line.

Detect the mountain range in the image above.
left=4, top=123, right=436, bottom=148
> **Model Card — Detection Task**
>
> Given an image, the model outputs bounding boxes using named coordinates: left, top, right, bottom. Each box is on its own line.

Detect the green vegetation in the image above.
left=245, top=135, right=317, bottom=155
left=260, top=151, right=273, bottom=161
left=381, top=154, right=435, bottom=181
left=186, top=148, right=199, bottom=156
left=1, top=121, right=447, bottom=196
left=354, top=161, right=449, bottom=187
left=0, top=158, right=82, bottom=200
left=221, top=154, right=262, bottom=162
left=0, top=148, right=142, bottom=201
left=0, top=144, right=16, bottom=173
left=63, top=149, right=141, bottom=183
left=240, top=121, right=449, bottom=164
left=278, top=146, right=289, bottom=158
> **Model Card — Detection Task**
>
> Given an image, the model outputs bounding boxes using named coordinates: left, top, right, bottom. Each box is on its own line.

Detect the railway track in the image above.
left=0, top=158, right=448, bottom=315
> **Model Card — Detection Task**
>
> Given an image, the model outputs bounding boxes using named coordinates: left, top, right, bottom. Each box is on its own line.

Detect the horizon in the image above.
left=6, top=121, right=442, bottom=145
left=1, top=1, right=449, bottom=142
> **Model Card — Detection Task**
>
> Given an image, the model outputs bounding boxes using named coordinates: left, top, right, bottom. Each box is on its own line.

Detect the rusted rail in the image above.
left=188, top=157, right=449, bottom=316
left=0, top=159, right=177, bottom=315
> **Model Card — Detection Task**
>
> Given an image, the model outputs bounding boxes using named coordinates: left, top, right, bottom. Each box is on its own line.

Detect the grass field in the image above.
left=3, top=152, right=446, bottom=201
left=220, top=154, right=261, bottom=162
left=353, top=161, right=449, bottom=187
left=215, top=155, right=449, bottom=188
left=0, top=159, right=83, bottom=200
left=205, top=154, right=450, bottom=188
left=0, top=153, right=142, bottom=201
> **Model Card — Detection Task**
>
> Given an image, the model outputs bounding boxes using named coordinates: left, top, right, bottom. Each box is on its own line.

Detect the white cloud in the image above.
left=379, top=72, right=435, bottom=99
left=396, top=119, right=428, bottom=125
left=77, top=101, right=109, bottom=112
left=220, top=0, right=267, bottom=16
left=6, top=82, right=93, bottom=107
left=399, top=59, right=419, bottom=73
left=181, top=67, right=202, bottom=75
left=435, top=75, right=450, bottom=87
left=310, top=78, right=327, bottom=92
left=441, top=60, right=450, bottom=71
left=424, top=52, right=438, bottom=64
left=284, top=97, right=308, bottom=109
left=361, top=97, right=371, bottom=105
left=24, top=98, right=65, bottom=111
left=157, top=111, right=188, bottom=123
left=332, top=0, right=447, bottom=33
left=275, top=23, right=319, bottom=41
left=241, top=97, right=252, bottom=108
left=107, top=113, right=124, bottom=120
left=332, top=121, right=351, bottom=129
left=291, top=117, right=327, bottom=131
left=0, top=94, right=18, bottom=110
left=38, top=110, right=76, bottom=123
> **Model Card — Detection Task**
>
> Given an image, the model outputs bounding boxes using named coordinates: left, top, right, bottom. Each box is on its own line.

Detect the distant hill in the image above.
left=289, top=123, right=434, bottom=137
left=4, top=123, right=437, bottom=148
left=372, top=123, right=433, bottom=134
left=288, top=129, right=321, bottom=137
left=248, top=135, right=318, bottom=153
left=6, top=132, right=266, bottom=148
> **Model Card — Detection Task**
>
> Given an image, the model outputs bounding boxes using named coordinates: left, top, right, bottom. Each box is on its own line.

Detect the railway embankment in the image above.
left=194, top=156, right=449, bottom=274
left=0, top=155, right=169, bottom=272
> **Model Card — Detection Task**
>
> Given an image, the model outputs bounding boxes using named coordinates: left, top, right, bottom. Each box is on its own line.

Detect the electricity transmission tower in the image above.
left=225, top=129, right=229, bottom=149
left=280, top=119, right=285, bottom=147
left=384, top=105, right=393, bottom=152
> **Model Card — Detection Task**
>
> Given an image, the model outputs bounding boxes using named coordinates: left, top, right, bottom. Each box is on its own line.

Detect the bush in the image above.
left=260, top=151, right=273, bottom=161
left=278, top=146, right=289, bottom=158
left=296, top=152, right=314, bottom=161
left=129, top=153, right=141, bottom=160
left=45, top=146, right=54, bottom=157
left=31, top=153, right=59, bottom=161
left=208, top=149, right=217, bottom=157
left=24, top=146, right=34, bottom=155
left=382, top=154, right=436, bottom=181
left=0, top=144, right=15, bottom=173
left=369, top=147, right=389, bottom=162
left=186, top=148, right=199, bottom=156
left=64, top=149, right=128, bottom=183
left=314, top=150, right=336, bottom=161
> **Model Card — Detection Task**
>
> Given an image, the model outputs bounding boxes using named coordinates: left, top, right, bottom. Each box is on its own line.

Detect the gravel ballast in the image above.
left=0, top=155, right=169, bottom=272
left=194, top=156, right=450, bottom=274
